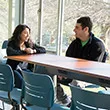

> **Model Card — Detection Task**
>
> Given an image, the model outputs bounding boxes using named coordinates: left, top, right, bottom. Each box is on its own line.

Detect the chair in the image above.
left=1, top=40, right=8, bottom=49
left=0, top=63, right=21, bottom=110
left=21, top=71, right=70, bottom=110
left=69, top=84, right=110, bottom=110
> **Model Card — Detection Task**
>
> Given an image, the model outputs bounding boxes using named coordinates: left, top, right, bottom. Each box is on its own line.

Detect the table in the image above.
left=6, top=54, right=110, bottom=87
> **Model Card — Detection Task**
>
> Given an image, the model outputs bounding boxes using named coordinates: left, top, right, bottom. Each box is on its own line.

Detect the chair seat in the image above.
left=25, top=103, right=70, bottom=110
left=0, top=88, right=21, bottom=104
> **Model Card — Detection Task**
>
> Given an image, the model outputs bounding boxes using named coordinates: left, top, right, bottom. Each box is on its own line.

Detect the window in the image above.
left=0, top=0, right=9, bottom=47
left=25, top=0, right=58, bottom=54
left=63, top=0, right=110, bottom=57
left=42, top=0, right=58, bottom=53
left=25, top=0, right=39, bottom=42
left=25, top=0, right=110, bottom=58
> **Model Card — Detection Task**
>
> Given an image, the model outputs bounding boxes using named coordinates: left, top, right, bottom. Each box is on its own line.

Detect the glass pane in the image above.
left=63, top=0, right=110, bottom=57
left=25, top=0, right=39, bottom=43
left=42, top=0, right=58, bottom=53
left=0, top=0, right=8, bottom=47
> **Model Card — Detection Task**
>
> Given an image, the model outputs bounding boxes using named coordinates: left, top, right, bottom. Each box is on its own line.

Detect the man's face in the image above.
left=73, top=23, right=85, bottom=39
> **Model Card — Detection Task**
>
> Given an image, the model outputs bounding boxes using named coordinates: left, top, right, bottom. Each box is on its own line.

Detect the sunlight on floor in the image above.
left=0, top=101, right=12, bottom=110
left=61, top=84, right=71, bottom=96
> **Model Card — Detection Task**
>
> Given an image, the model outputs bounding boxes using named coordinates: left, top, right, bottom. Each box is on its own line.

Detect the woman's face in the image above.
left=20, top=28, right=30, bottom=42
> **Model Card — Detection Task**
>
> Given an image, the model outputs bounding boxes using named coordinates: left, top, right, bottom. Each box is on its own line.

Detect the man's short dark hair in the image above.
left=77, top=16, right=93, bottom=33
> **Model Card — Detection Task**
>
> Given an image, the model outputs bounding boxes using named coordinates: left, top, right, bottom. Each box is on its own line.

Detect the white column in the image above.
left=37, top=0, right=43, bottom=45
left=57, top=0, right=64, bottom=55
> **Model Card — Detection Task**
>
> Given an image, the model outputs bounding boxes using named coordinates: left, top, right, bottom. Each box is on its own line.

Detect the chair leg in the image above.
left=20, top=98, right=27, bottom=110
left=21, top=106, right=27, bottom=110
left=47, top=108, right=50, bottom=110
left=15, top=104, right=20, bottom=110
left=2, top=101, right=4, bottom=110
left=11, top=104, right=20, bottom=110
left=21, top=104, right=27, bottom=110
left=8, top=92, right=20, bottom=110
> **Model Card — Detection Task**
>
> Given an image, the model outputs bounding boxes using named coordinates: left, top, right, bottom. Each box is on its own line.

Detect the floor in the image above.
left=0, top=102, right=12, bottom=110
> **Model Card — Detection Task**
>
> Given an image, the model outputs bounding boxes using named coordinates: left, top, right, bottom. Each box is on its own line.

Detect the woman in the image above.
left=6, top=24, right=46, bottom=88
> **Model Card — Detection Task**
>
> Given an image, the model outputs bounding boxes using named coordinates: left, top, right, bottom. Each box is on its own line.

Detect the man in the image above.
left=66, top=16, right=105, bottom=61
left=58, top=16, right=106, bottom=106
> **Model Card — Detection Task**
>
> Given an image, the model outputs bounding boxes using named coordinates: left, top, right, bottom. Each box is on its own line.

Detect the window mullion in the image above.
left=37, top=0, right=43, bottom=45
left=57, top=0, right=64, bottom=55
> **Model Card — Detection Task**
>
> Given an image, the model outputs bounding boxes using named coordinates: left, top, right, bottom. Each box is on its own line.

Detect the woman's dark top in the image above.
left=6, top=40, right=46, bottom=70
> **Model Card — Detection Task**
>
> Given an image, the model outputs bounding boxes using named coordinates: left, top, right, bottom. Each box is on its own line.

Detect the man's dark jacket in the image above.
left=66, top=33, right=105, bottom=62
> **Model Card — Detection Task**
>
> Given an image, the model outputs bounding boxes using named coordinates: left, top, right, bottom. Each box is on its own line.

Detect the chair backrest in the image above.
left=70, top=84, right=110, bottom=110
left=2, top=40, right=8, bottom=49
left=22, top=71, right=55, bottom=109
left=0, top=63, right=14, bottom=91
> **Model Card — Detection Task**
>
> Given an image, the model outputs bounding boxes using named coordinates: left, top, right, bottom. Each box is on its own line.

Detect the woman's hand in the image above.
left=25, top=48, right=36, bottom=54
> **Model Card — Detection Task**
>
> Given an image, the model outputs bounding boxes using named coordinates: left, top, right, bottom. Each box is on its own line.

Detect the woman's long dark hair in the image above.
left=9, top=24, right=34, bottom=48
